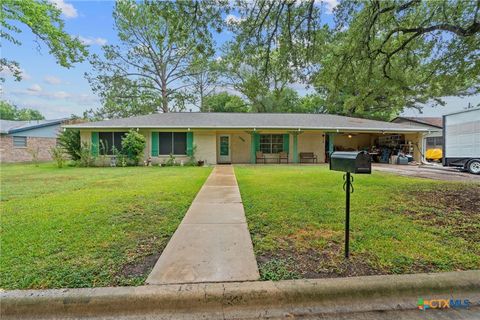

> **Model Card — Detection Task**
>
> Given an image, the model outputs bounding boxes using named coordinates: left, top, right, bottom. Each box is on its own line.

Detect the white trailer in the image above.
left=442, top=108, right=480, bottom=174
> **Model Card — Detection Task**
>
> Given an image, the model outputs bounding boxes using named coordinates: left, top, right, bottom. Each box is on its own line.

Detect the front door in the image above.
left=218, top=135, right=231, bottom=163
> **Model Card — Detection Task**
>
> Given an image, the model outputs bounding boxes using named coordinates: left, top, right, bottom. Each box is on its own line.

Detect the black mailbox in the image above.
left=329, top=150, right=371, bottom=259
left=329, top=151, right=371, bottom=174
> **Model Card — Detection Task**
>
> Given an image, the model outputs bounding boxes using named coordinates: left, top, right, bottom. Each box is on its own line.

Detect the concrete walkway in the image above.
left=146, top=165, right=259, bottom=284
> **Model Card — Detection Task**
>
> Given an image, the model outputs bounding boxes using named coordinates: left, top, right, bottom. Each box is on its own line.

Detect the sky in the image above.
left=1, top=0, right=478, bottom=120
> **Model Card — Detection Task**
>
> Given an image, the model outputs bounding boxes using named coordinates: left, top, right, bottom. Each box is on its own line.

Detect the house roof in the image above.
left=391, top=116, right=443, bottom=128
left=64, top=112, right=428, bottom=132
left=0, top=119, right=65, bottom=134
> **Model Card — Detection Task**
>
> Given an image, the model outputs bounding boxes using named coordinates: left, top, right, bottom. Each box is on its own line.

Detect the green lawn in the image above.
left=0, top=163, right=211, bottom=289
left=235, top=165, right=479, bottom=280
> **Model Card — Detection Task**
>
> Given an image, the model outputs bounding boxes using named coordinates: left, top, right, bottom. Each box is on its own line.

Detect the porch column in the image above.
left=249, top=131, right=259, bottom=164
left=292, top=132, right=299, bottom=163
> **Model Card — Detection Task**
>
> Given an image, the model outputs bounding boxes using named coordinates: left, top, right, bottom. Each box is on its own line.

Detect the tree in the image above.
left=15, top=108, right=46, bottom=121
left=297, top=93, right=326, bottom=113
left=1, top=0, right=88, bottom=82
left=202, top=92, right=249, bottom=112
left=186, top=58, right=219, bottom=110
left=218, top=1, right=329, bottom=112
left=58, top=129, right=81, bottom=161
left=86, top=0, right=225, bottom=118
left=0, top=100, right=44, bottom=120
left=222, top=1, right=479, bottom=119
left=250, top=88, right=324, bottom=113
left=219, top=44, right=299, bottom=112
left=0, top=101, right=16, bottom=119
left=229, top=0, right=324, bottom=79
left=251, top=88, right=299, bottom=113
left=311, top=0, right=480, bottom=119
left=121, top=129, right=146, bottom=165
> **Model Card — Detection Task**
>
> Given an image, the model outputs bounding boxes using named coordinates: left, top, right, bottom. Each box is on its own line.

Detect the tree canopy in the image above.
left=201, top=92, right=249, bottom=113
left=86, top=0, right=225, bottom=118
left=312, top=0, right=480, bottom=119
left=0, top=100, right=44, bottom=120
left=1, top=0, right=87, bottom=82
left=85, top=0, right=479, bottom=120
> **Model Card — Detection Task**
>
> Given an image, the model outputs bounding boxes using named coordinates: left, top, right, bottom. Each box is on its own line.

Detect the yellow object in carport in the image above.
left=426, top=148, right=442, bottom=160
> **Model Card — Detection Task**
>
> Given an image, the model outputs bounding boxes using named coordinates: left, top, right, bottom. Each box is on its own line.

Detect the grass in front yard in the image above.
left=235, top=165, right=479, bottom=280
left=0, top=163, right=211, bottom=289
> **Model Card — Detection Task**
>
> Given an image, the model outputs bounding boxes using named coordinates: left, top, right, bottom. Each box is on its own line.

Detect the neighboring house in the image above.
left=391, top=117, right=443, bottom=156
left=64, top=113, right=428, bottom=165
left=0, top=119, right=64, bottom=163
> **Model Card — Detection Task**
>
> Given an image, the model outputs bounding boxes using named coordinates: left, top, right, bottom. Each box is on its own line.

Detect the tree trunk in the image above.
left=199, top=84, right=204, bottom=112
left=161, top=79, right=168, bottom=113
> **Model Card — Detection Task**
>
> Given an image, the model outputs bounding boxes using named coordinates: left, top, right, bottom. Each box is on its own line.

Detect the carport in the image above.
left=325, top=131, right=424, bottom=165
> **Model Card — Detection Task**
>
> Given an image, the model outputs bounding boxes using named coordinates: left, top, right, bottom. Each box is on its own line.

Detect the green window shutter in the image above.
left=283, top=134, right=289, bottom=153
left=254, top=132, right=260, bottom=151
left=151, top=132, right=159, bottom=156
left=91, top=132, right=99, bottom=157
left=186, top=132, right=194, bottom=156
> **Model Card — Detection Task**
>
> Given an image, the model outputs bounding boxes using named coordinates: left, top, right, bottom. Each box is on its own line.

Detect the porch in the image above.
left=214, top=130, right=326, bottom=164
left=213, top=130, right=422, bottom=165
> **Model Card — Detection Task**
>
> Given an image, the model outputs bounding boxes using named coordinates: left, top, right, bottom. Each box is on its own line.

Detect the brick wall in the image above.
left=0, top=136, right=58, bottom=163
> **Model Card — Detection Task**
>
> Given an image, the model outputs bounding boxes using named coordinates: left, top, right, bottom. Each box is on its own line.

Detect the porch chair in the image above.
left=256, top=151, right=266, bottom=164
left=278, top=151, right=288, bottom=164
left=299, top=152, right=318, bottom=163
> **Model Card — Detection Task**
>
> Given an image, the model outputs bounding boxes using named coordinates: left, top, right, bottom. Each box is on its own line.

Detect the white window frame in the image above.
left=259, top=134, right=284, bottom=154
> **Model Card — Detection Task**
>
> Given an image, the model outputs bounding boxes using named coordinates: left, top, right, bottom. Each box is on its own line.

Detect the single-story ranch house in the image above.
left=64, top=113, right=429, bottom=165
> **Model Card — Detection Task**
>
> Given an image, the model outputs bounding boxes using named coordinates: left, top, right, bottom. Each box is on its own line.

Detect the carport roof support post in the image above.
left=328, top=133, right=335, bottom=156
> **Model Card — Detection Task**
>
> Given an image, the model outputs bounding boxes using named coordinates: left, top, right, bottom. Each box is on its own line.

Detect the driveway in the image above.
left=373, top=163, right=480, bottom=182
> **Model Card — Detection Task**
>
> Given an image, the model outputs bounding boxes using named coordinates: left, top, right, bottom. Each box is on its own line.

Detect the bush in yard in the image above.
left=164, top=153, right=176, bottom=166
left=121, top=130, right=146, bottom=165
left=27, top=146, right=40, bottom=166
left=58, top=129, right=81, bottom=161
left=49, top=146, right=66, bottom=168
left=112, top=146, right=127, bottom=167
left=77, top=142, right=94, bottom=167
left=186, top=145, right=197, bottom=166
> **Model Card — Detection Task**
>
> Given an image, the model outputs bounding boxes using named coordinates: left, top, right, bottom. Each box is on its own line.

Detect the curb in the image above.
left=1, top=270, right=479, bottom=319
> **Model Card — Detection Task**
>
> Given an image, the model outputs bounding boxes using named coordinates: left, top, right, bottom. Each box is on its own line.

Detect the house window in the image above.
left=99, top=132, right=127, bottom=155
left=13, top=136, right=27, bottom=148
left=426, top=137, right=442, bottom=149
left=259, top=134, right=283, bottom=154
left=159, top=132, right=187, bottom=155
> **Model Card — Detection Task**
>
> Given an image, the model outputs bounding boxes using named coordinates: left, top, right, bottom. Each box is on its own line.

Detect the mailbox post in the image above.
left=330, top=151, right=371, bottom=258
